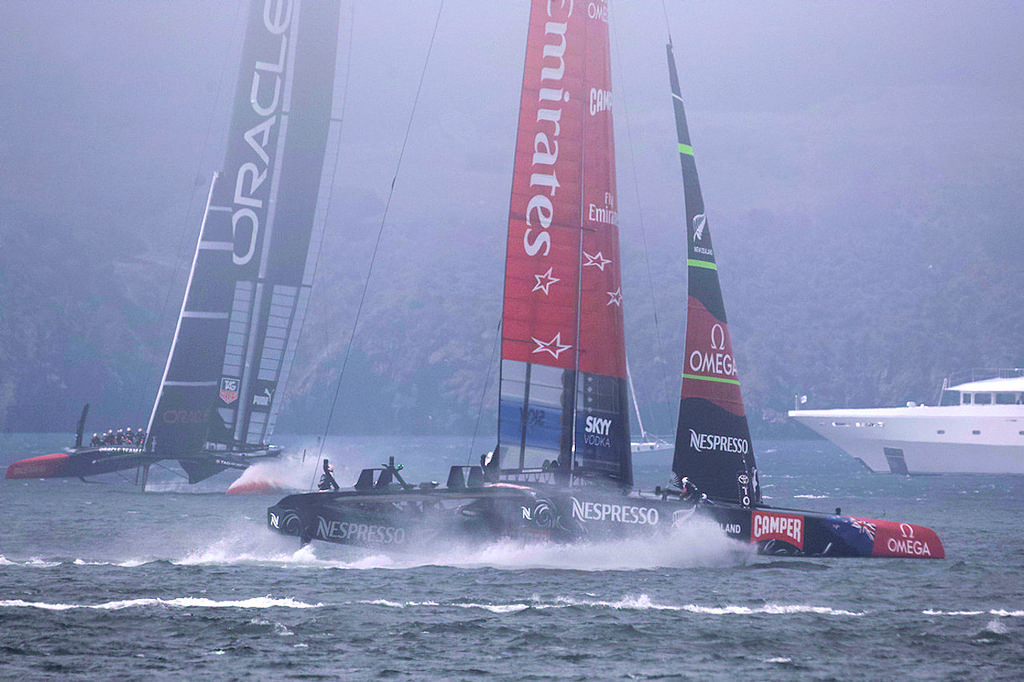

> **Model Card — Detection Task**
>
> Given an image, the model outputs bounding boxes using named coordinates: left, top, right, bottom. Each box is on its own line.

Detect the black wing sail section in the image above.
left=667, top=43, right=760, bottom=507
left=146, top=0, right=341, bottom=460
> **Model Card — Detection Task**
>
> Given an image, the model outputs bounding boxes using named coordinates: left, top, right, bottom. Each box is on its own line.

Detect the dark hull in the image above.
left=6, top=446, right=282, bottom=484
left=268, top=482, right=944, bottom=559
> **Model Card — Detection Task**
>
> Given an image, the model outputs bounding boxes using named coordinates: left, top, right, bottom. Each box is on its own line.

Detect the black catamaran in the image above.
left=268, top=2, right=943, bottom=558
left=6, top=0, right=342, bottom=488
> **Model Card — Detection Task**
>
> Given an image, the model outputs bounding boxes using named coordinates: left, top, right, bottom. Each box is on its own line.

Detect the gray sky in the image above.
left=4, top=1, right=1021, bottom=253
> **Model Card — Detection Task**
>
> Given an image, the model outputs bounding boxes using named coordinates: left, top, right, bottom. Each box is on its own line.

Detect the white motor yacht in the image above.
left=788, top=370, right=1024, bottom=474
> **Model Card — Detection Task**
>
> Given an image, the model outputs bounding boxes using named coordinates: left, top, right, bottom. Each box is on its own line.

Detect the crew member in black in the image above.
left=318, top=459, right=340, bottom=491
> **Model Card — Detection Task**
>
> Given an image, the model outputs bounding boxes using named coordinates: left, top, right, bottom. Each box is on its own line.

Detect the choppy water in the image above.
left=2, top=435, right=1023, bottom=680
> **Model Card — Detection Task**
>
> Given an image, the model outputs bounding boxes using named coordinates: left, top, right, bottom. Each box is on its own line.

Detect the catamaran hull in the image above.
left=5, top=448, right=150, bottom=480
left=267, top=486, right=943, bottom=559
left=5, top=446, right=283, bottom=484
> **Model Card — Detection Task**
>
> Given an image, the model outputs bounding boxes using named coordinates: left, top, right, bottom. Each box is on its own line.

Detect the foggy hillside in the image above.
left=2, top=1, right=1022, bottom=437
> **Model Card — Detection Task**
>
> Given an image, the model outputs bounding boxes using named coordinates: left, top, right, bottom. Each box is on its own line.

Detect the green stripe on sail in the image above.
left=683, top=372, right=741, bottom=386
left=687, top=258, right=717, bottom=271
left=678, top=143, right=694, bottom=156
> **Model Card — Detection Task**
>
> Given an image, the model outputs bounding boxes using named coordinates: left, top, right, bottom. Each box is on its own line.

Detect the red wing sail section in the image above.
left=667, top=43, right=759, bottom=506
left=498, top=1, right=630, bottom=486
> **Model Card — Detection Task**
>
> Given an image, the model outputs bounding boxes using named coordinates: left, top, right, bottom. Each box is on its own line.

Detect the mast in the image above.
left=667, top=42, right=760, bottom=507
left=496, top=0, right=631, bottom=487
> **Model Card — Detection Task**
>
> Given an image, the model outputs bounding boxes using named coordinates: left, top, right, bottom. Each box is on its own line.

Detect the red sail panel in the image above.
left=577, top=4, right=624, bottom=380
left=501, top=0, right=587, bottom=370
left=681, top=297, right=745, bottom=417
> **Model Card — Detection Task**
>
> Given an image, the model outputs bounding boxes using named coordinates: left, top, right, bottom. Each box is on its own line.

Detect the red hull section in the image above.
left=864, top=517, right=945, bottom=559
left=5, top=453, right=72, bottom=479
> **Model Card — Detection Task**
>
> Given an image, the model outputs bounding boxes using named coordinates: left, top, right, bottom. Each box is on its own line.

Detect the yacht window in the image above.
left=996, top=392, right=1016, bottom=405
left=939, top=390, right=960, bottom=406
left=974, top=393, right=992, bottom=405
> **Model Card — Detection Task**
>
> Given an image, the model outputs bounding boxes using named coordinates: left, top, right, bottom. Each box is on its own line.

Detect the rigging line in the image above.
left=315, top=0, right=448, bottom=468
left=294, top=3, right=354, bottom=442
left=609, top=5, right=675, bottom=434
left=467, top=315, right=503, bottom=466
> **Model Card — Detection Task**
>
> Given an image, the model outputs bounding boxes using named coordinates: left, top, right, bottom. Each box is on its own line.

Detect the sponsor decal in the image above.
left=587, top=194, right=618, bottom=226
left=232, top=0, right=294, bottom=267
left=589, top=88, right=611, bottom=115
left=316, top=518, right=407, bottom=545
left=873, top=520, right=934, bottom=558
left=521, top=500, right=558, bottom=529
left=689, top=429, right=749, bottom=455
left=220, top=377, right=239, bottom=405
left=736, top=472, right=754, bottom=507
left=688, top=323, right=737, bottom=379
left=269, top=512, right=279, bottom=528
left=522, top=1, right=572, bottom=259
left=251, top=379, right=277, bottom=412
left=585, top=416, right=612, bottom=435
left=571, top=497, right=660, bottom=526
left=583, top=415, right=612, bottom=448
left=252, top=388, right=273, bottom=409
left=752, top=511, right=804, bottom=549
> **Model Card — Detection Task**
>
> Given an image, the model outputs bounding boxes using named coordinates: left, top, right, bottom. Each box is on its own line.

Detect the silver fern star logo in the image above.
left=692, top=213, right=706, bottom=241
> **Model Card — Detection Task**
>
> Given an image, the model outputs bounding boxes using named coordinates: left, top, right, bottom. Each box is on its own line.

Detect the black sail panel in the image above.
left=666, top=43, right=760, bottom=507
left=147, top=0, right=341, bottom=457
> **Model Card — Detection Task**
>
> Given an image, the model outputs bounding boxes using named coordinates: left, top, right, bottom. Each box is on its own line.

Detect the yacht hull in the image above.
left=789, top=405, right=1024, bottom=474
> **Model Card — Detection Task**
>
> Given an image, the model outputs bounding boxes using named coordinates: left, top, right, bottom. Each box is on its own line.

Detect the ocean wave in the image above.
left=0, top=596, right=322, bottom=611
left=924, top=609, right=1024, bottom=617
left=355, top=593, right=863, bottom=617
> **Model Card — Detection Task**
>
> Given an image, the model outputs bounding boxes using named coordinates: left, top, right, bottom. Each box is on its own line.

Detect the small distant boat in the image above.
left=6, top=0, right=343, bottom=488
left=628, top=364, right=672, bottom=454
left=267, top=3, right=944, bottom=559
left=789, top=369, right=1024, bottom=474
